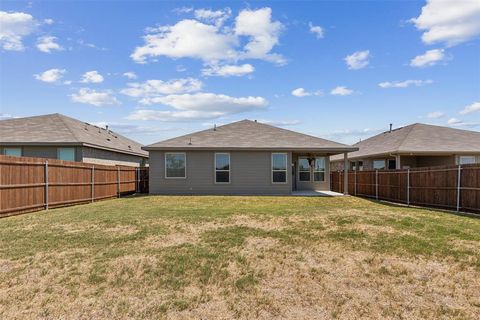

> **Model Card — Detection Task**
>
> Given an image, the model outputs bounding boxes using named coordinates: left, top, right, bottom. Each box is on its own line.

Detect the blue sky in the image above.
left=1, top=0, right=479, bottom=145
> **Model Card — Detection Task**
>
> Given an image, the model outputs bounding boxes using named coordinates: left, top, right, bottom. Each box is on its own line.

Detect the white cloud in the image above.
left=71, top=88, right=119, bottom=107
left=459, top=102, right=480, bottom=115
left=43, top=18, right=54, bottom=25
left=411, top=0, right=480, bottom=47
left=235, top=8, right=284, bottom=64
left=121, top=78, right=203, bottom=101
left=91, top=122, right=172, bottom=135
left=0, top=113, right=16, bottom=120
left=123, top=72, right=137, bottom=80
left=131, top=7, right=284, bottom=65
left=426, top=111, right=445, bottom=119
left=127, top=93, right=267, bottom=121
left=379, top=79, right=433, bottom=88
left=36, top=35, right=63, bottom=53
left=410, top=49, right=446, bottom=67
left=309, top=22, right=324, bottom=39
left=202, top=63, right=254, bottom=77
left=0, top=11, right=37, bottom=51
left=194, top=8, right=231, bottom=26
left=34, top=68, right=66, bottom=83
left=447, top=117, right=462, bottom=125
left=291, top=88, right=322, bottom=97
left=447, top=117, right=480, bottom=128
left=330, top=86, right=353, bottom=96
left=258, top=119, right=301, bottom=127
left=81, top=70, right=104, bottom=83
left=344, top=50, right=370, bottom=70
left=323, top=127, right=383, bottom=144
left=63, top=80, right=72, bottom=85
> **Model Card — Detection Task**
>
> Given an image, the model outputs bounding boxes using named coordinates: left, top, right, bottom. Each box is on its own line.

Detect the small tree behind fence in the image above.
left=0, top=155, right=149, bottom=217
left=331, top=164, right=480, bottom=214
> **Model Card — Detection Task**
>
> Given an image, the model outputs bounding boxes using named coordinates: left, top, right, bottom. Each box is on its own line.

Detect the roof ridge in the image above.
left=55, top=113, right=82, bottom=143
left=252, top=120, right=351, bottom=147
left=397, top=123, right=418, bottom=150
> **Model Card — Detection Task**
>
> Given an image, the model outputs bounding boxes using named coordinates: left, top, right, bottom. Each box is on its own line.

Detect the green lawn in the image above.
left=1, top=196, right=479, bottom=319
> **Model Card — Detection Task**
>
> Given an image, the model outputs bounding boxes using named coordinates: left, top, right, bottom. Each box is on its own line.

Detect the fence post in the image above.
left=45, top=160, right=49, bottom=210
left=117, top=166, right=121, bottom=198
left=456, top=165, right=461, bottom=212
left=407, top=168, right=410, bottom=206
left=339, top=171, right=341, bottom=193
left=91, top=165, right=95, bottom=203
left=354, top=170, right=357, bottom=196
left=375, top=170, right=378, bottom=200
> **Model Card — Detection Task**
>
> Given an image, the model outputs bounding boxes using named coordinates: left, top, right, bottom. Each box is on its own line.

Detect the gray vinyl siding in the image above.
left=0, top=145, right=81, bottom=161
left=149, top=150, right=292, bottom=195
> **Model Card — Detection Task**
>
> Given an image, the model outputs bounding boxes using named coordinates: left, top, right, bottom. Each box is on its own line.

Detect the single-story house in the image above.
left=0, top=113, right=148, bottom=166
left=143, top=120, right=357, bottom=195
left=330, top=123, right=480, bottom=171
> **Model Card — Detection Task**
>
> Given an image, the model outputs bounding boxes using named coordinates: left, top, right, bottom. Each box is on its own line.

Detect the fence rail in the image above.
left=331, top=164, right=480, bottom=214
left=0, top=155, right=148, bottom=217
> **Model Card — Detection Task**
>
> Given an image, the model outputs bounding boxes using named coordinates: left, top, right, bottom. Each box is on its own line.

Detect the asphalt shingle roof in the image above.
left=144, top=119, right=357, bottom=152
left=331, top=123, right=480, bottom=161
left=0, top=113, right=148, bottom=157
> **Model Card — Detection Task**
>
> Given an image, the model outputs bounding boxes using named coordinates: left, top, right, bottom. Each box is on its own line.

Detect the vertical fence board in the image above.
left=331, top=164, right=479, bottom=214
left=0, top=155, right=149, bottom=217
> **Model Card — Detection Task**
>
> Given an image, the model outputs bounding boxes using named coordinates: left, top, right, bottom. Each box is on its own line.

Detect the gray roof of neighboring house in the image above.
left=0, top=113, right=148, bottom=157
left=144, top=119, right=357, bottom=153
left=331, top=123, right=480, bottom=161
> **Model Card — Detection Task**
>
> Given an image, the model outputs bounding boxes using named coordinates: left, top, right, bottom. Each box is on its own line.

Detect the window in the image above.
left=358, top=161, right=364, bottom=171
left=459, top=156, right=476, bottom=165
left=350, top=161, right=356, bottom=171
left=58, top=147, right=75, bottom=161
left=4, top=147, right=21, bottom=157
left=215, top=153, right=230, bottom=183
left=165, top=153, right=186, bottom=178
left=373, top=160, right=385, bottom=170
left=387, top=159, right=396, bottom=170
left=314, top=157, right=326, bottom=181
left=298, top=158, right=311, bottom=181
left=272, top=153, right=287, bottom=183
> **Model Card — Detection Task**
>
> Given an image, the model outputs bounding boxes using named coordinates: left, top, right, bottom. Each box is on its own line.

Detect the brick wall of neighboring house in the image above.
left=81, top=146, right=147, bottom=167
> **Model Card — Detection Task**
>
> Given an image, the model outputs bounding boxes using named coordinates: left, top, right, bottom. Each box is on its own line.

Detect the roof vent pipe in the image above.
left=106, top=125, right=109, bottom=131
left=213, top=124, right=216, bottom=131
left=389, top=123, right=392, bottom=132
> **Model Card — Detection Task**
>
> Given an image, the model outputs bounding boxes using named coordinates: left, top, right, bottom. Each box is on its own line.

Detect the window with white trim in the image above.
left=4, top=147, right=21, bottom=157
left=165, top=153, right=186, bottom=178
left=459, top=156, right=476, bottom=165
left=314, top=157, right=326, bottom=181
left=298, top=158, right=311, bottom=181
left=58, top=147, right=75, bottom=161
left=215, top=153, right=230, bottom=183
left=272, top=153, right=287, bottom=183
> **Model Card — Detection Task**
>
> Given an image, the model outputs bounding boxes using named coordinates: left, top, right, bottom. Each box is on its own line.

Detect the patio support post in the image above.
left=396, top=155, right=401, bottom=169
left=343, top=152, right=349, bottom=195
left=45, top=160, right=49, bottom=210
left=456, top=165, right=461, bottom=212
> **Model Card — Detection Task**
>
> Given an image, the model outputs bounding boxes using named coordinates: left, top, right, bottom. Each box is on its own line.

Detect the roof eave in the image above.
left=142, top=146, right=359, bottom=153
left=0, top=141, right=148, bottom=158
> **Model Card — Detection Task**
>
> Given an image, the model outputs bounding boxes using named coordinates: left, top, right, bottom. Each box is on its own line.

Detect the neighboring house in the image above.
left=0, top=113, right=148, bottom=166
left=143, top=120, right=357, bottom=195
left=330, top=123, right=480, bottom=171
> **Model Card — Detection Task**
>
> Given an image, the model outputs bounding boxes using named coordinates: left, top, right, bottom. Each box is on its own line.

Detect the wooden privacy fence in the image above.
left=331, top=164, right=480, bottom=214
left=0, top=155, right=149, bottom=217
